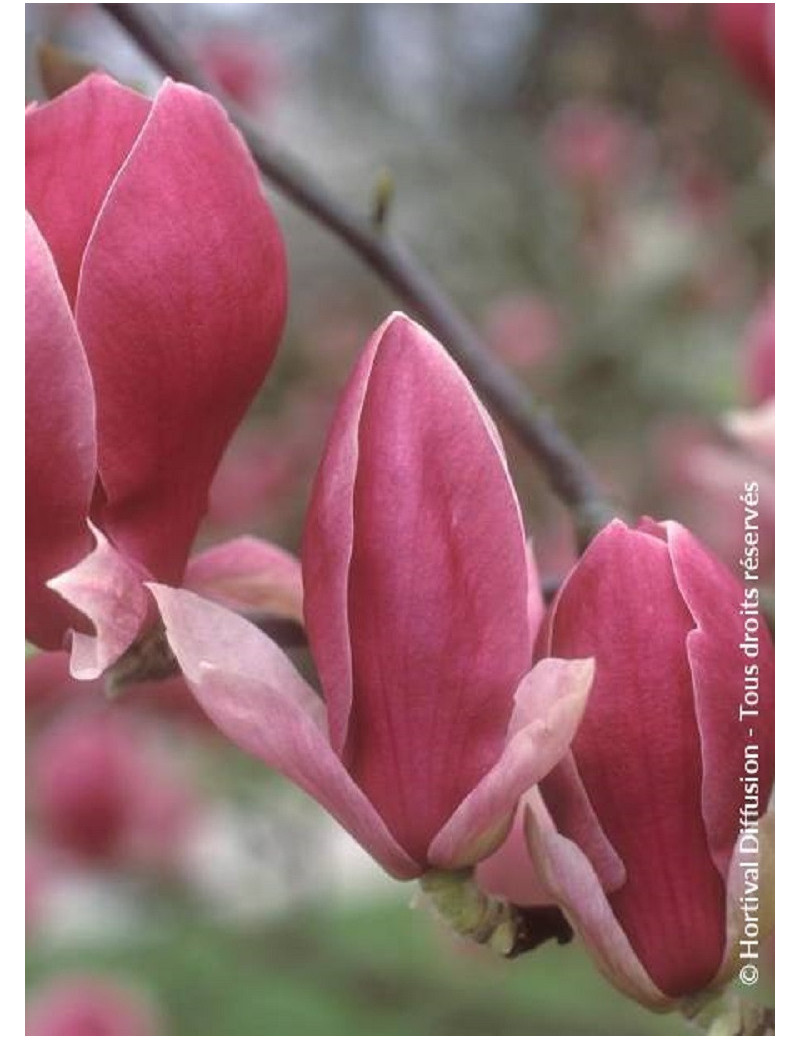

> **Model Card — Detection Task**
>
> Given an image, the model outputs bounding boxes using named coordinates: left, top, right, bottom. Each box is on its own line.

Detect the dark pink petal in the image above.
left=524, top=800, right=669, bottom=1009
left=337, top=314, right=531, bottom=862
left=428, top=658, right=593, bottom=869
left=665, top=521, right=774, bottom=878
left=25, top=213, right=96, bottom=649
left=302, top=318, right=386, bottom=754
left=25, top=73, right=150, bottom=305
left=150, top=585, right=421, bottom=879
left=185, top=536, right=303, bottom=622
left=75, top=79, right=287, bottom=585
left=543, top=520, right=727, bottom=997
left=48, top=524, right=151, bottom=680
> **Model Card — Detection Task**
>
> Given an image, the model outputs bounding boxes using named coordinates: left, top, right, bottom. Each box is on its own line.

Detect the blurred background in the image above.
left=25, top=4, right=774, bottom=1035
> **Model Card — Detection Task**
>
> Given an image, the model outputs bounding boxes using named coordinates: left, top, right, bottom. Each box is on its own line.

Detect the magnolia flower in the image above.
left=525, top=518, right=774, bottom=1006
left=25, top=73, right=287, bottom=673
left=150, top=313, right=594, bottom=879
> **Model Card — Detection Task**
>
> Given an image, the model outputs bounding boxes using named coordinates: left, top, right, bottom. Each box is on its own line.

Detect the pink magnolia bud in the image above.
left=25, top=73, right=287, bottom=667
left=26, top=976, right=162, bottom=1036
left=526, top=518, right=774, bottom=1007
left=29, top=712, right=195, bottom=868
left=149, top=313, right=594, bottom=879
left=710, top=4, right=775, bottom=108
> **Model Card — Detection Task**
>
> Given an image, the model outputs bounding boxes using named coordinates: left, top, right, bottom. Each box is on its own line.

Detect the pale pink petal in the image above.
left=476, top=791, right=550, bottom=907
left=75, top=79, right=287, bottom=585
left=337, top=314, right=532, bottom=862
left=185, top=536, right=303, bottom=622
left=524, top=799, right=669, bottom=1010
left=149, top=585, right=420, bottom=879
left=25, top=72, right=150, bottom=305
left=25, top=213, right=96, bottom=649
left=48, top=523, right=151, bottom=680
left=525, top=537, right=546, bottom=640
left=665, top=521, right=774, bottom=879
left=427, top=658, right=593, bottom=869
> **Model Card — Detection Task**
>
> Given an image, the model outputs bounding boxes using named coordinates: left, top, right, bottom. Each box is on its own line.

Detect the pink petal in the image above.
left=185, top=536, right=303, bottom=622
left=25, top=73, right=150, bottom=305
left=665, top=521, right=774, bottom=879
left=525, top=537, right=546, bottom=641
left=48, top=523, right=151, bottom=680
left=316, top=313, right=531, bottom=862
left=149, top=585, right=420, bottom=879
left=542, top=519, right=728, bottom=997
left=301, top=317, right=387, bottom=754
left=427, top=657, right=593, bottom=869
left=25, top=213, right=96, bottom=649
left=476, top=791, right=551, bottom=907
left=75, top=79, right=287, bottom=585
left=524, top=798, right=669, bottom=1010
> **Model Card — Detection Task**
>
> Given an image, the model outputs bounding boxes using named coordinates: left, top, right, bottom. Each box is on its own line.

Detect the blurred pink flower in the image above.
left=149, top=313, right=593, bottom=878
left=195, top=33, right=281, bottom=114
left=654, top=420, right=775, bottom=580
left=483, top=293, right=563, bottom=369
left=29, top=712, right=196, bottom=869
left=542, top=102, right=648, bottom=194
left=26, top=73, right=287, bottom=673
left=26, top=976, right=162, bottom=1036
left=710, top=4, right=775, bottom=108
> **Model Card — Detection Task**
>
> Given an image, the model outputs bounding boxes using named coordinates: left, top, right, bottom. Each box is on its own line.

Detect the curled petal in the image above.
left=25, top=213, right=96, bottom=649
left=75, top=79, right=287, bottom=584
left=427, top=658, right=593, bottom=869
left=150, top=585, right=420, bottom=879
left=47, top=524, right=151, bottom=680
left=664, top=521, right=774, bottom=880
left=185, top=536, right=303, bottom=623
left=524, top=798, right=669, bottom=1010
left=25, top=72, right=150, bottom=305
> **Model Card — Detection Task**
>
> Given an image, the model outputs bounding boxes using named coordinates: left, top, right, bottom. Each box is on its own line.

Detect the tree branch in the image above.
left=99, top=3, right=614, bottom=544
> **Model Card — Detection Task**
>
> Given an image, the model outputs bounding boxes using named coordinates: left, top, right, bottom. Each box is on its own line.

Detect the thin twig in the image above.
left=100, top=3, right=615, bottom=544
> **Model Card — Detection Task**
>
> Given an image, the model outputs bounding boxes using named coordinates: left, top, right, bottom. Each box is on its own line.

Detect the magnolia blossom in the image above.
left=525, top=519, right=774, bottom=1006
left=150, top=314, right=594, bottom=879
left=25, top=73, right=287, bottom=674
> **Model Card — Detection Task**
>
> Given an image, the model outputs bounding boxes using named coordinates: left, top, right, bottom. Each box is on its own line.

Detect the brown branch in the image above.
left=99, top=3, right=615, bottom=545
